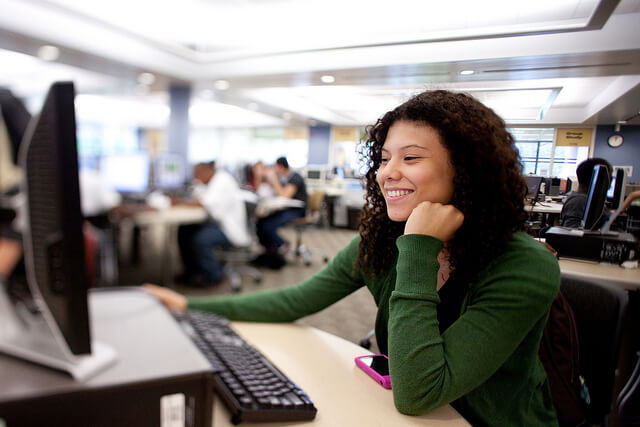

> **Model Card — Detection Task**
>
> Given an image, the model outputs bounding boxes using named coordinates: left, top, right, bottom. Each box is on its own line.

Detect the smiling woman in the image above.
left=145, top=89, right=561, bottom=426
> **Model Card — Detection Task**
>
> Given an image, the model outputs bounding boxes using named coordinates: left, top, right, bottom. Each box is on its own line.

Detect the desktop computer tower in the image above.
left=0, top=288, right=214, bottom=427
left=545, top=226, right=638, bottom=264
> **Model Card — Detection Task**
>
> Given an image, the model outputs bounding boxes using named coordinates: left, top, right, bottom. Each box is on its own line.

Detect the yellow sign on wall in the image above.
left=286, top=127, right=309, bottom=140
left=556, top=128, right=593, bottom=147
left=333, top=127, right=357, bottom=142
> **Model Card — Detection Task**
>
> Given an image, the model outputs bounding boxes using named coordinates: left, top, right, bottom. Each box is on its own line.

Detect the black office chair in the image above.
left=560, top=275, right=629, bottom=426
left=288, top=190, right=329, bottom=266
left=214, top=200, right=263, bottom=292
left=617, top=351, right=640, bottom=426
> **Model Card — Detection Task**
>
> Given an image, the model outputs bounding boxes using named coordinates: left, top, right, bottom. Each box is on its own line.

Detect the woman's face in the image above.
left=376, top=121, right=455, bottom=222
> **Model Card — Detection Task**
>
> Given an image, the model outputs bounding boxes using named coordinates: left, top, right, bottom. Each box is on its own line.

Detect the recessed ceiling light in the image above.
left=321, top=75, right=335, bottom=84
left=247, top=102, right=259, bottom=111
left=137, top=72, right=156, bottom=85
left=214, top=80, right=230, bottom=90
left=282, top=112, right=292, bottom=120
left=37, top=45, right=59, bottom=61
left=459, top=70, right=475, bottom=75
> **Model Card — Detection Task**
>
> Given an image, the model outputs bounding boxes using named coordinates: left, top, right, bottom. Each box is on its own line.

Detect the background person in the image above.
left=145, top=90, right=560, bottom=425
left=173, top=161, right=250, bottom=286
left=254, top=156, right=307, bottom=267
left=559, top=157, right=612, bottom=228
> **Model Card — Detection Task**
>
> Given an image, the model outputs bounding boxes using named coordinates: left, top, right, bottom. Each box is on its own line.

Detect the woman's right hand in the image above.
left=404, top=201, right=464, bottom=242
left=143, top=283, right=188, bottom=313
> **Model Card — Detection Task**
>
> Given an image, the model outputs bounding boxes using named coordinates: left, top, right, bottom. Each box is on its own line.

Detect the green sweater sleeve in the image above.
left=388, top=233, right=559, bottom=416
left=186, top=237, right=364, bottom=321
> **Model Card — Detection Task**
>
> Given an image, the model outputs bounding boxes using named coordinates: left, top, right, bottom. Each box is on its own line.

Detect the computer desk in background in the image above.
left=525, top=201, right=564, bottom=215
left=214, top=321, right=469, bottom=427
left=112, top=204, right=208, bottom=284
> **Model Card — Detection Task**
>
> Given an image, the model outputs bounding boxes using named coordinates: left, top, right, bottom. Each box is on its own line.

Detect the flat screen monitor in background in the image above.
left=559, top=178, right=573, bottom=195
left=601, top=168, right=628, bottom=233
left=606, top=168, right=626, bottom=210
left=154, top=153, right=185, bottom=190
left=582, top=164, right=611, bottom=231
left=524, top=175, right=543, bottom=201
left=0, top=82, right=116, bottom=380
left=99, top=152, right=150, bottom=193
left=306, top=169, right=324, bottom=180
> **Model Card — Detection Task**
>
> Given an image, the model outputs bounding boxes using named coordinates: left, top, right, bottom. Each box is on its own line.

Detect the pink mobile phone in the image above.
left=354, top=354, right=392, bottom=389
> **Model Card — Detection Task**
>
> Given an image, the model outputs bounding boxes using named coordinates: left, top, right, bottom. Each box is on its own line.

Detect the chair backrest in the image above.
left=244, top=200, right=258, bottom=229
left=559, top=275, right=629, bottom=425
left=307, top=191, right=326, bottom=214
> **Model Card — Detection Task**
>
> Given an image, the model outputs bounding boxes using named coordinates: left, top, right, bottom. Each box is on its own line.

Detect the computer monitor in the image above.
left=0, top=82, right=115, bottom=380
left=601, top=168, right=628, bottom=234
left=99, top=152, right=150, bottom=193
left=306, top=168, right=324, bottom=181
left=524, top=175, right=543, bottom=201
left=154, top=153, right=185, bottom=190
left=606, top=168, right=626, bottom=210
left=582, top=164, right=610, bottom=231
left=559, top=178, right=572, bottom=195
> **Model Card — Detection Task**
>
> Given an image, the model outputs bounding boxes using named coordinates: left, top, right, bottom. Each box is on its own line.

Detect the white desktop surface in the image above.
left=525, top=202, right=563, bottom=214
left=558, top=258, right=640, bottom=291
left=213, top=321, right=469, bottom=426
left=127, top=205, right=208, bottom=226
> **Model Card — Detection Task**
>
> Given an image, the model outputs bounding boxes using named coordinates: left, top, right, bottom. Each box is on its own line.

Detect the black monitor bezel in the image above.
left=582, top=164, right=610, bottom=231
left=606, top=168, right=625, bottom=210
left=20, top=81, right=91, bottom=355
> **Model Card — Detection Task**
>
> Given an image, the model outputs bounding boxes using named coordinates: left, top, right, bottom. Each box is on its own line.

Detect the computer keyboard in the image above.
left=173, top=309, right=317, bottom=424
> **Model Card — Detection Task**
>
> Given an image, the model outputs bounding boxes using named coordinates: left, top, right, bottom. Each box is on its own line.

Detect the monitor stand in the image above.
left=0, top=282, right=117, bottom=381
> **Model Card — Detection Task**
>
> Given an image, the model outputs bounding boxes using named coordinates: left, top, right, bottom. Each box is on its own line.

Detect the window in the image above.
left=509, top=127, right=590, bottom=178
left=510, top=128, right=554, bottom=176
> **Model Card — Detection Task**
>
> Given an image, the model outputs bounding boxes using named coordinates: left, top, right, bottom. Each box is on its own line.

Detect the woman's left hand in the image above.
left=404, top=201, right=464, bottom=242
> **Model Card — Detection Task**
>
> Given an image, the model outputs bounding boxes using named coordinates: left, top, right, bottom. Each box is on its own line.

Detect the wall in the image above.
left=593, top=125, right=640, bottom=184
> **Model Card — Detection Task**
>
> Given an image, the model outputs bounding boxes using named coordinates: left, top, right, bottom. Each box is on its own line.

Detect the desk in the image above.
left=214, top=322, right=469, bottom=426
left=526, top=202, right=563, bottom=215
left=525, top=202, right=563, bottom=233
left=113, top=205, right=208, bottom=284
left=559, top=258, right=640, bottom=291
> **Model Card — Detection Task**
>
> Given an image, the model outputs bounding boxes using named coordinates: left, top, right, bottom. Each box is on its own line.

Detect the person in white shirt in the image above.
left=174, top=161, right=250, bottom=286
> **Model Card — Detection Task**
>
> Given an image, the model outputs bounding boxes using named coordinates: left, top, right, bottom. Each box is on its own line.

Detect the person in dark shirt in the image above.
left=559, top=157, right=612, bottom=228
left=255, top=156, right=307, bottom=266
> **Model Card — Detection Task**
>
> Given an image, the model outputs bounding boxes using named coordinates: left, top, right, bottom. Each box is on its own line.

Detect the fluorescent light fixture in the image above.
left=460, top=70, right=475, bottom=75
left=214, top=80, right=230, bottom=90
left=37, top=45, right=59, bottom=61
left=137, top=72, right=156, bottom=85
left=321, top=75, right=336, bottom=84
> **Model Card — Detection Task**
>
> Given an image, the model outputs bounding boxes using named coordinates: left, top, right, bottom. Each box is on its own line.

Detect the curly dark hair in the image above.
left=357, top=90, right=527, bottom=282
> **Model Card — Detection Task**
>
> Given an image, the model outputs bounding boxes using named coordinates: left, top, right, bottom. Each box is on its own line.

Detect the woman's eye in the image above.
left=380, top=158, right=389, bottom=164
left=404, top=156, right=419, bottom=161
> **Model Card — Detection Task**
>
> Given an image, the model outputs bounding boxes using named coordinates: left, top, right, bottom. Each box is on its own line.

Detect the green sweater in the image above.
left=188, top=232, right=560, bottom=426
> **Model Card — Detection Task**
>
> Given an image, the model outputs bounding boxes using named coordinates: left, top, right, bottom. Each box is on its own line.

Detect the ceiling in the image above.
left=0, top=0, right=639, bottom=128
